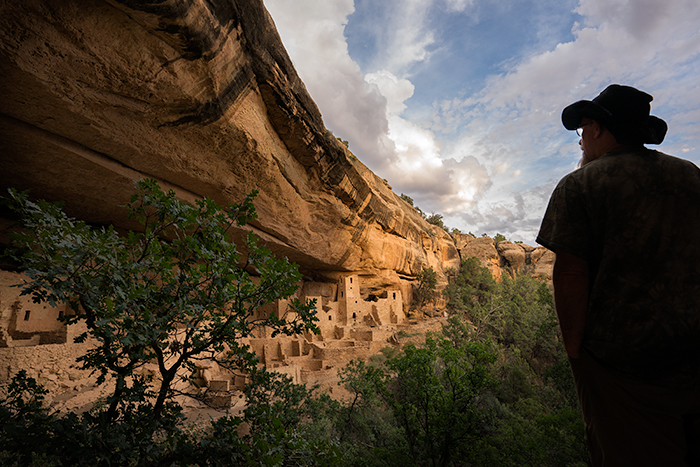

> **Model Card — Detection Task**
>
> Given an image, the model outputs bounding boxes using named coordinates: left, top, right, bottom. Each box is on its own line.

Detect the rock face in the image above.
left=453, top=234, right=554, bottom=280
left=0, top=0, right=460, bottom=296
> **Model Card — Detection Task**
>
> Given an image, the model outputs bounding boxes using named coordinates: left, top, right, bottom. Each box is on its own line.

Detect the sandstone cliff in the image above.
left=453, top=234, right=555, bottom=281
left=0, top=0, right=466, bottom=306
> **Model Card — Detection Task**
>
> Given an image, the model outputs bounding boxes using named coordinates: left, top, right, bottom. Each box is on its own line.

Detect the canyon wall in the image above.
left=0, top=0, right=461, bottom=298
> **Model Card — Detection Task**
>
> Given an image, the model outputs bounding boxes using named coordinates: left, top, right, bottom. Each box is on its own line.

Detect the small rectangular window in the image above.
left=24, top=310, right=31, bottom=321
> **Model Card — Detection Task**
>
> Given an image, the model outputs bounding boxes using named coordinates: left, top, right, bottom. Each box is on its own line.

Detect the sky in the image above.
left=262, top=0, right=700, bottom=245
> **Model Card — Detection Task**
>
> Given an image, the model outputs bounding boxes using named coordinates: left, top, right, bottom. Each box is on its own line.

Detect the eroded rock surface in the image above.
left=453, top=234, right=554, bottom=280
left=0, top=0, right=459, bottom=296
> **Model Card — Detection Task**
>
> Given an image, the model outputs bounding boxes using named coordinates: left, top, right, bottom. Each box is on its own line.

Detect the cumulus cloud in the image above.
left=264, top=0, right=396, bottom=168
left=363, top=69, right=493, bottom=214
left=265, top=0, right=494, bottom=221
left=364, top=70, right=414, bottom=115
left=264, top=0, right=700, bottom=244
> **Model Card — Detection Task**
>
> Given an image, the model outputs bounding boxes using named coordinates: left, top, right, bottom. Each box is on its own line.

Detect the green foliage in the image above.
left=442, top=258, right=587, bottom=465
left=412, top=266, right=438, bottom=310
left=3, top=180, right=319, bottom=422
left=335, top=360, right=410, bottom=466
left=210, top=368, right=341, bottom=466
left=321, top=258, right=588, bottom=466
left=0, top=370, right=185, bottom=466
left=387, top=335, right=498, bottom=466
left=399, top=193, right=414, bottom=206
left=442, top=257, right=497, bottom=315
left=425, top=213, right=448, bottom=232
left=0, top=370, right=341, bottom=466
left=494, top=233, right=507, bottom=243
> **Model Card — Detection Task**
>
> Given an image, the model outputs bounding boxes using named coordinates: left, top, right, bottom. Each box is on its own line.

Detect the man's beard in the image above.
left=577, top=151, right=593, bottom=169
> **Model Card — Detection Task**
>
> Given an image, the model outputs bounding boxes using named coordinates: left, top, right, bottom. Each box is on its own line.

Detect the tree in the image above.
left=494, top=233, right=507, bottom=243
left=400, top=193, right=414, bottom=207
left=425, top=213, right=446, bottom=231
left=386, top=335, right=497, bottom=466
left=413, top=266, right=438, bottom=310
left=442, top=257, right=497, bottom=316
left=4, top=179, right=319, bottom=421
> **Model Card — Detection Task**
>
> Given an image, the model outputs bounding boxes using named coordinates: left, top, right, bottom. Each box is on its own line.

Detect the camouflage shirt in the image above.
left=537, top=148, right=700, bottom=388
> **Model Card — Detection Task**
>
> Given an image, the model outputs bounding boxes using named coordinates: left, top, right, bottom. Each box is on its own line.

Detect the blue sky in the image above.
left=263, top=0, right=700, bottom=245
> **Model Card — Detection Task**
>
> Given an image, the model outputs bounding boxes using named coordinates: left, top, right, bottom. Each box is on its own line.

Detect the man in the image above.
left=537, top=84, right=700, bottom=466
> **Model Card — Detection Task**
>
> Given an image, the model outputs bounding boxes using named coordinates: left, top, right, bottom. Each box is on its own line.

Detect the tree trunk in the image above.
left=153, top=370, right=176, bottom=419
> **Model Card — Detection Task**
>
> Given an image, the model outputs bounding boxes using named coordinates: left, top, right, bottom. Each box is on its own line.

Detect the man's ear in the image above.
left=592, top=121, right=605, bottom=139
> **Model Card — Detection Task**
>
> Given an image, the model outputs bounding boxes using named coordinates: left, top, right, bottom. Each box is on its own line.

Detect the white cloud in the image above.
left=376, top=0, right=437, bottom=73
left=264, top=0, right=396, bottom=169
left=364, top=70, right=415, bottom=115
left=430, top=0, right=700, bottom=241
left=444, top=0, right=475, bottom=13
left=264, top=0, right=700, bottom=244
left=264, top=0, right=493, bottom=221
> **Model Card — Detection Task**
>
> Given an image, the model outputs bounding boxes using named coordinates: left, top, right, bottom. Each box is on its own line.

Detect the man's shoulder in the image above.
left=604, top=148, right=698, bottom=169
left=652, top=149, right=700, bottom=171
left=577, top=148, right=700, bottom=186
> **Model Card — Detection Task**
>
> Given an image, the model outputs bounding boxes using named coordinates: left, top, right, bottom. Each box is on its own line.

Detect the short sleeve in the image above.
left=536, top=174, right=592, bottom=261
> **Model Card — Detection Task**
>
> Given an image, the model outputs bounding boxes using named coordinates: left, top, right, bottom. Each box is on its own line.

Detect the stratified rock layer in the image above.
left=453, top=234, right=554, bottom=280
left=0, top=0, right=460, bottom=304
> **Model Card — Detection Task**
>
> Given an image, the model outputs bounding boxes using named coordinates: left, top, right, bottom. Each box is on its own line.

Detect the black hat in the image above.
left=562, top=84, right=667, bottom=145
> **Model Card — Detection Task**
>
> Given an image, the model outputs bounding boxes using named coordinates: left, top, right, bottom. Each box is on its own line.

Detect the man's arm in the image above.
left=552, top=249, right=589, bottom=359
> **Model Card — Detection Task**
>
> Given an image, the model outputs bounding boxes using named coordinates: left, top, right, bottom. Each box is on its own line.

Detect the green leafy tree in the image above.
left=493, top=233, right=507, bottom=243
left=413, top=266, right=438, bottom=310
left=440, top=258, right=588, bottom=466
left=334, top=360, right=410, bottom=466
left=386, top=335, right=498, bottom=466
left=425, top=213, right=450, bottom=232
left=400, top=193, right=414, bottom=206
left=442, top=257, right=497, bottom=316
left=0, top=369, right=341, bottom=466
left=4, top=180, right=319, bottom=421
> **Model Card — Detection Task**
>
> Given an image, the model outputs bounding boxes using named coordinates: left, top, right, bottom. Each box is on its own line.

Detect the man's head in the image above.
left=562, top=84, right=667, bottom=147
left=575, top=117, right=617, bottom=166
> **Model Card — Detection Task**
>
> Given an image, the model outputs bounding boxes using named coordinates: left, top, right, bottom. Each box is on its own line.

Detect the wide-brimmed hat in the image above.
left=562, top=84, right=667, bottom=145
